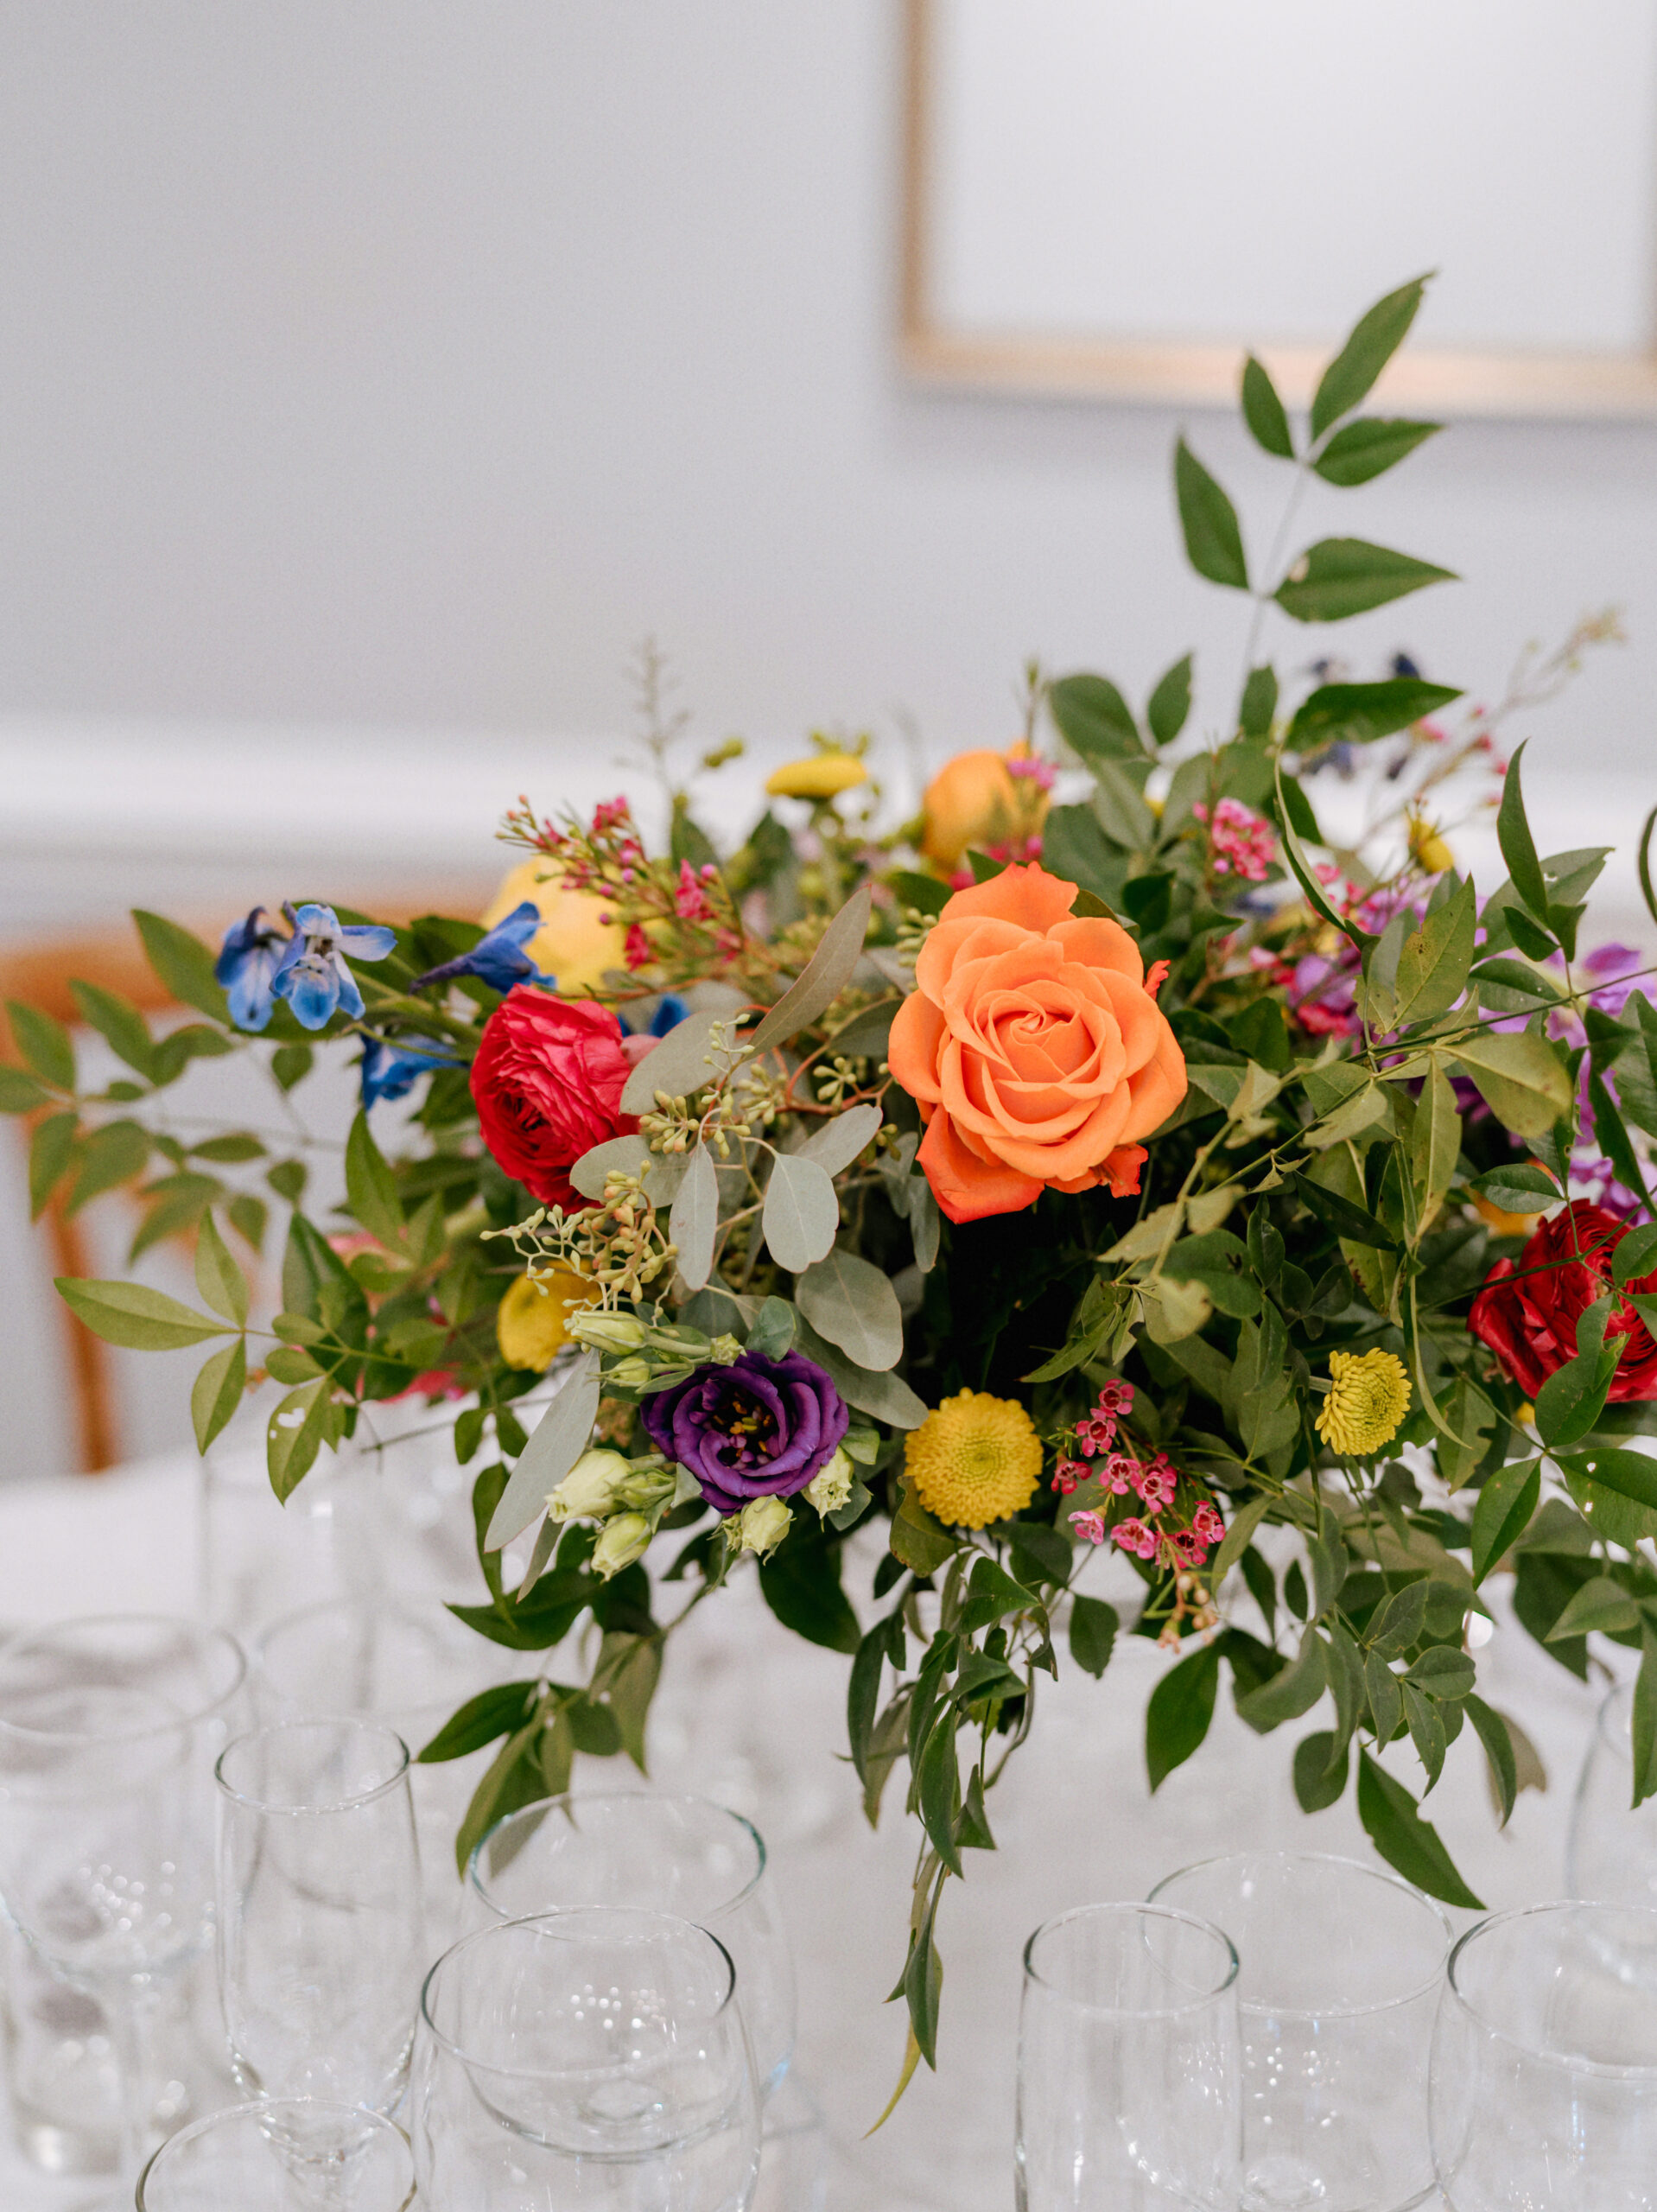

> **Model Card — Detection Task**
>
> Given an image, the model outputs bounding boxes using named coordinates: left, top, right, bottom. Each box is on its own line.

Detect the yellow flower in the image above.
left=1314, top=1350, right=1412, bottom=1457
left=481, top=861, right=619, bottom=994
left=905, top=1389, right=1043, bottom=1529
left=765, top=753, right=868, bottom=801
left=496, top=1269, right=598, bottom=1371
left=1406, top=812, right=1455, bottom=876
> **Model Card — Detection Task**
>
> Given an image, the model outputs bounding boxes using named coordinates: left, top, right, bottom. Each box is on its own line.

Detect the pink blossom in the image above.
left=623, top=924, right=654, bottom=970
left=1101, top=1453, right=1138, bottom=1497
left=1172, top=1529, right=1207, bottom=1568
left=1095, top=1381, right=1134, bottom=1421
left=1070, top=1510, right=1108, bottom=1545
left=674, top=860, right=715, bottom=924
left=1193, top=798, right=1277, bottom=883
left=1133, top=1457, right=1178, bottom=1514
left=1192, top=1501, right=1225, bottom=1546
left=1051, top=1457, right=1087, bottom=1496
left=1112, top=1517, right=1159, bottom=1561
left=1006, top=754, right=1057, bottom=791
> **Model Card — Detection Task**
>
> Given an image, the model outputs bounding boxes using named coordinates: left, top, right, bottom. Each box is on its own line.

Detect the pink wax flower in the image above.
left=1070, top=1510, right=1108, bottom=1545
left=1051, top=1457, right=1087, bottom=1496
left=1101, top=1453, right=1138, bottom=1496
left=1112, top=1518, right=1160, bottom=1560
left=1192, top=1501, right=1225, bottom=1547
left=1193, top=798, right=1277, bottom=882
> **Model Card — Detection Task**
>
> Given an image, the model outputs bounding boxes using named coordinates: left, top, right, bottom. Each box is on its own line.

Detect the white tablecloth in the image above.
left=0, top=1452, right=1613, bottom=2209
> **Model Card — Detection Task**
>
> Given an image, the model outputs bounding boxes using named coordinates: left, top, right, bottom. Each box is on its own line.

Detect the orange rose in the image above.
left=920, top=742, right=1049, bottom=874
left=887, top=863, right=1186, bottom=1225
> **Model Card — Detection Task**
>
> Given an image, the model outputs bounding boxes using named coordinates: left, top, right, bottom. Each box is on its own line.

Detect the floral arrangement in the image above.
left=12, top=276, right=1657, bottom=2104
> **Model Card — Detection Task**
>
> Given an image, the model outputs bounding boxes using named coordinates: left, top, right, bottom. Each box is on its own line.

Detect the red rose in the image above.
left=469, top=987, right=637, bottom=1210
left=1467, top=1199, right=1657, bottom=1402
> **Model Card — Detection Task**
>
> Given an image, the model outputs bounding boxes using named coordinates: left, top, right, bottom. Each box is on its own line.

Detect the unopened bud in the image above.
left=606, top=1356, right=654, bottom=1388
left=567, top=1308, right=650, bottom=1353
left=706, top=1333, right=744, bottom=1367
left=592, top=1511, right=653, bottom=1579
left=733, top=1494, right=792, bottom=1559
left=547, top=1448, right=630, bottom=1523
left=804, top=1446, right=854, bottom=1518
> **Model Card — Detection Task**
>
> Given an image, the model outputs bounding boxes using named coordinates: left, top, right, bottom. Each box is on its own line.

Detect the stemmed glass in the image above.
left=0, top=1614, right=245, bottom=2184
left=214, top=1718, right=426, bottom=2115
left=136, top=2096, right=416, bottom=2209
left=1430, top=1901, right=1657, bottom=2207
left=1151, top=1849, right=1449, bottom=2212
left=409, top=1906, right=762, bottom=2208
left=1567, top=1681, right=1657, bottom=1918
left=468, top=1791, right=796, bottom=2095
left=1016, top=1901, right=1243, bottom=2209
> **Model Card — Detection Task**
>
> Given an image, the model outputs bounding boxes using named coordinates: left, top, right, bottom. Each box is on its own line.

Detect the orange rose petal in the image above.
left=886, top=991, right=947, bottom=1104
left=1050, top=915, right=1146, bottom=984
left=915, top=916, right=1026, bottom=1002
left=918, top=1108, right=1044, bottom=1224
left=938, top=862, right=1077, bottom=934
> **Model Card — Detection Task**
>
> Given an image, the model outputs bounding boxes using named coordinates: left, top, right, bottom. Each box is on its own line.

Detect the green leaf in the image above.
left=1544, top=1574, right=1641, bottom=1642
left=1559, top=1447, right=1657, bottom=1549
left=1451, top=1031, right=1572, bottom=1141
left=917, top=1708, right=963, bottom=1877
left=272, top=1042, right=314, bottom=1091
left=1240, top=664, right=1279, bottom=738
left=1174, top=438, right=1248, bottom=590
left=1146, top=654, right=1194, bottom=746
left=887, top=870, right=951, bottom=918
left=132, top=911, right=232, bottom=1022
left=904, top=1878, right=946, bottom=2071
left=1275, top=538, right=1456, bottom=624
left=55, top=1275, right=231, bottom=1351
left=1357, top=1749, right=1484, bottom=1909
left=1293, top=1173, right=1395, bottom=1250
left=1634, top=1625, right=1657, bottom=1810
left=268, top=1158, right=308, bottom=1205
left=1471, top=1458, right=1540, bottom=1585
left=1463, top=1694, right=1518, bottom=1826
left=1313, top=417, right=1440, bottom=487
left=762, top=1153, right=840, bottom=1274
left=1209, top=1495, right=1273, bottom=1587
left=1640, top=805, right=1657, bottom=937
left=1311, top=275, right=1430, bottom=437
left=1366, top=1650, right=1403, bottom=1744
left=7, top=1001, right=75, bottom=1090
left=1411, top=1058, right=1462, bottom=1240
left=64, top=1118, right=149, bottom=1213
left=796, top=1246, right=904, bottom=1370
left=746, top=1295, right=797, bottom=1363
left=265, top=1376, right=333, bottom=1502
left=799, top=1102, right=885, bottom=1179
left=1235, top=1627, right=1328, bottom=1732
left=1367, top=1579, right=1429, bottom=1659
left=1616, top=1222, right=1657, bottom=1286
left=791, top=1313, right=928, bottom=1428
left=1068, top=1593, right=1118, bottom=1679
left=889, top=1482, right=958, bottom=1577
left=416, top=1681, right=538, bottom=1764
left=1241, top=353, right=1293, bottom=457
left=344, top=1111, right=405, bottom=1249
left=194, top=1209, right=250, bottom=1326
left=1146, top=1639, right=1221, bottom=1791
left=759, top=1534, right=860, bottom=1654
left=1393, top=880, right=1476, bottom=1028
left=1049, top=672, right=1142, bottom=762
left=959, top=1556, right=1043, bottom=1636
left=1470, top=1163, right=1560, bottom=1214
left=1496, top=741, right=1551, bottom=922
left=190, top=1337, right=246, bottom=1453
left=1293, top=1729, right=1349, bottom=1812
left=0, top=1065, right=48, bottom=1112
left=1405, top=1645, right=1476, bottom=1700
left=746, top=883, right=873, bottom=1058
left=451, top=1722, right=546, bottom=1878
left=1286, top=677, right=1462, bottom=751
left=68, top=982, right=157, bottom=1080
left=1402, top=1682, right=1447, bottom=1790
left=848, top=1622, right=892, bottom=1787
left=1273, top=759, right=1372, bottom=953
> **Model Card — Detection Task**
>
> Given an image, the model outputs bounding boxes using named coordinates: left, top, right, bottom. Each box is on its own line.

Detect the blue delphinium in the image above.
left=271, top=905, right=397, bottom=1030
left=359, top=1035, right=459, bottom=1109
left=408, top=902, right=552, bottom=995
left=627, top=993, right=689, bottom=1039
left=215, top=908, right=288, bottom=1032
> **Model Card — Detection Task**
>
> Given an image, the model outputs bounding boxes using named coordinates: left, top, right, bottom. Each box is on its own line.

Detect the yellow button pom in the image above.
left=765, top=753, right=869, bottom=801
left=904, top=1389, right=1044, bottom=1529
left=1314, top=1350, right=1412, bottom=1458
left=496, top=1269, right=598, bottom=1372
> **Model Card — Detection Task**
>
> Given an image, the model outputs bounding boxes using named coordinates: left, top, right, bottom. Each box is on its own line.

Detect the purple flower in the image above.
left=1584, top=943, right=1645, bottom=1017
left=641, top=1351, right=849, bottom=1517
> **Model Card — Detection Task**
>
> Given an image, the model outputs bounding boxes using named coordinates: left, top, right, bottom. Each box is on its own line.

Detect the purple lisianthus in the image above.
left=642, top=1351, right=849, bottom=1517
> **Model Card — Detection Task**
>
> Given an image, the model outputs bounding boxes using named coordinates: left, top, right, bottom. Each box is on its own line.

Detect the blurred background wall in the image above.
left=2, top=1, right=1655, bottom=1475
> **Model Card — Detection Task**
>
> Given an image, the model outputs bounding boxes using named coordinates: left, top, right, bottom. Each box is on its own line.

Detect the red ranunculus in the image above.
left=1467, top=1199, right=1657, bottom=1401
left=469, top=987, right=637, bottom=1210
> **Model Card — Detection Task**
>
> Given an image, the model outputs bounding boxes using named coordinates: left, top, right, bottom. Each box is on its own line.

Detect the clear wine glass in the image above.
left=1431, top=1901, right=1657, bottom=2208
left=1016, top=1901, right=1243, bottom=2209
left=1150, top=1850, right=1449, bottom=2212
left=468, top=1790, right=796, bottom=2096
left=214, top=1718, right=425, bottom=2115
left=409, top=1907, right=762, bottom=2209
left=135, top=2096, right=416, bottom=2209
left=1567, top=1681, right=1657, bottom=1928
left=0, top=1614, right=246, bottom=2188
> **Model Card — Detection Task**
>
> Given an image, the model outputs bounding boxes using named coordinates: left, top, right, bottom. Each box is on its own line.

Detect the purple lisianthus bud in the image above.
left=641, top=1350, right=850, bottom=1517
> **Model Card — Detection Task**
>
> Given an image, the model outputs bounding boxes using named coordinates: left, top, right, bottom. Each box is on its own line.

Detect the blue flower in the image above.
left=215, top=908, right=287, bottom=1032
left=624, top=993, right=689, bottom=1039
left=271, top=904, right=397, bottom=1030
left=359, top=1035, right=459, bottom=1109
left=408, top=903, right=553, bottom=995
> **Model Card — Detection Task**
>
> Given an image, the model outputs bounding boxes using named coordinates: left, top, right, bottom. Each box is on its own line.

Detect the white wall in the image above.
left=3, top=3, right=1656, bottom=1475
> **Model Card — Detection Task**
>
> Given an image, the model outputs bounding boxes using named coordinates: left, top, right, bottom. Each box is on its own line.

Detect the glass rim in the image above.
left=1148, top=1847, right=1452, bottom=2018
left=136, top=2095, right=414, bottom=2207
left=468, top=1788, right=768, bottom=1921
left=1446, top=1899, right=1657, bottom=2077
left=418, top=1907, right=739, bottom=2078
left=0, top=1612, right=246, bottom=1746
left=214, top=1717, right=411, bottom=1814
left=1022, top=1901, right=1241, bottom=2018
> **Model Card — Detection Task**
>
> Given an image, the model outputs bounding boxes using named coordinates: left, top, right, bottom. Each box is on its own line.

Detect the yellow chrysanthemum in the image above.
left=1314, top=1350, right=1412, bottom=1457
left=905, top=1389, right=1043, bottom=1529
left=496, top=1268, right=598, bottom=1372
left=765, top=753, right=868, bottom=801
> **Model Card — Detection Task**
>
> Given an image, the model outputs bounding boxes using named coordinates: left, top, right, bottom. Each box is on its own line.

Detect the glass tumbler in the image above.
left=215, top=1719, right=425, bottom=2114
left=469, top=1791, right=796, bottom=2095
left=1016, top=1902, right=1242, bottom=2209
left=136, top=2096, right=416, bottom=2209
left=1567, top=1681, right=1657, bottom=1929
left=409, top=1907, right=761, bottom=2209
left=0, top=1614, right=246, bottom=2178
left=1151, top=1850, right=1449, bottom=2212
left=1430, top=1900, right=1657, bottom=2209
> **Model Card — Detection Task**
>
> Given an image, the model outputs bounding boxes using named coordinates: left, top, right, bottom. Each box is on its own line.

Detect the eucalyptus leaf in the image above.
left=796, top=1247, right=905, bottom=1371
left=746, top=884, right=873, bottom=1057
left=619, top=1011, right=727, bottom=1112
left=483, top=1351, right=602, bottom=1550
left=570, top=1135, right=651, bottom=1201
left=799, top=1103, right=884, bottom=1179
left=761, top=1152, right=840, bottom=1274
left=670, top=1144, right=719, bottom=1292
